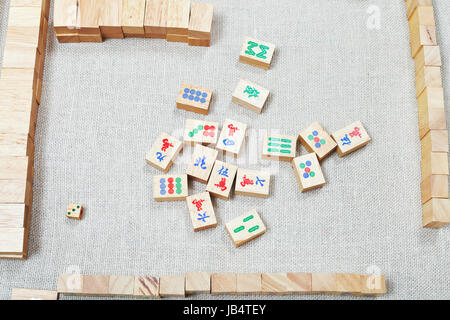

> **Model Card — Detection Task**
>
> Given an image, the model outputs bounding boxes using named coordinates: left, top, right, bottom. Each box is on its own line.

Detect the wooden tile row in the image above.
left=405, top=0, right=450, bottom=228
left=0, top=0, right=49, bottom=259
left=54, top=0, right=213, bottom=46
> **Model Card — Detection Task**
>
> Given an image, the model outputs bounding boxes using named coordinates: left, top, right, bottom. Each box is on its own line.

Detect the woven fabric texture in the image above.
left=0, top=0, right=449, bottom=299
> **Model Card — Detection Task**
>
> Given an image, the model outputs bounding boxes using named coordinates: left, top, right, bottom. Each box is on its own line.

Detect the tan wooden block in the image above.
left=176, top=84, right=213, bottom=115
left=418, top=87, right=445, bottom=110
left=166, top=0, right=190, bottom=36
left=166, top=33, right=187, bottom=42
left=133, top=276, right=160, bottom=297
left=418, top=105, right=446, bottom=139
left=216, top=119, right=247, bottom=157
left=81, top=275, right=110, bottom=296
left=360, top=274, right=386, bottom=296
left=98, top=0, right=124, bottom=38
left=122, top=0, right=146, bottom=36
left=261, top=133, right=296, bottom=161
left=415, top=66, right=442, bottom=97
left=11, top=288, right=58, bottom=300
left=185, top=272, right=210, bottom=294
left=6, top=18, right=48, bottom=55
left=0, top=133, right=35, bottom=158
left=78, top=0, right=101, bottom=35
left=225, top=209, right=266, bottom=247
left=108, top=275, right=135, bottom=296
left=0, top=111, right=38, bottom=140
left=211, top=273, right=236, bottom=295
left=0, top=180, right=33, bottom=206
left=56, top=34, right=80, bottom=43
left=423, top=198, right=450, bottom=228
left=144, top=0, right=168, bottom=38
left=57, top=274, right=83, bottom=294
left=153, top=174, right=188, bottom=201
left=0, top=157, right=33, bottom=182
left=415, top=46, right=441, bottom=74
left=186, top=192, right=217, bottom=231
left=0, top=228, right=26, bottom=254
left=421, top=152, right=449, bottom=180
left=336, top=273, right=361, bottom=295
left=188, top=2, right=213, bottom=39
left=54, top=0, right=79, bottom=34
left=159, top=275, right=185, bottom=297
left=186, top=144, right=218, bottom=183
left=7, top=7, right=42, bottom=27
left=11, top=0, right=50, bottom=19
left=0, top=204, right=28, bottom=228
left=232, top=79, right=269, bottom=114
left=408, top=5, right=434, bottom=29
left=187, top=37, right=210, bottom=47
left=406, top=0, right=433, bottom=18
left=292, top=153, right=326, bottom=192
left=0, top=83, right=38, bottom=114
left=234, top=168, right=270, bottom=198
left=410, top=25, right=436, bottom=58
left=66, top=203, right=83, bottom=220
left=145, top=132, right=182, bottom=172
left=311, top=273, right=338, bottom=294
left=421, top=130, right=448, bottom=154
left=2, top=43, right=39, bottom=70
left=421, top=175, right=448, bottom=204
left=331, top=121, right=371, bottom=157
left=78, top=34, right=103, bottom=43
left=286, top=273, right=312, bottom=294
left=239, top=37, right=275, bottom=70
left=206, top=160, right=238, bottom=200
left=299, top=122, right=337, bottom=160
left=236, top=273, right=261, bottom=295
left=0, top=253, right=26, bottom=260
left=183, top=119, right=218, bottom=146
left=261, top=273, right=292, bottom=295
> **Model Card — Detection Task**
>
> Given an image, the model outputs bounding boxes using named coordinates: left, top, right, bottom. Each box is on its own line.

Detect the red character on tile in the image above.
left=349, top=127, right=361, bottom=139
left=228, top=124, right=239, bottom=136
left=215, top=178, right=227, bottom=191
left=192, top=199, right=205, bottom=211
left=240, top=175, right=254, bottom=187
left=161, top=138, right=174, bottom=152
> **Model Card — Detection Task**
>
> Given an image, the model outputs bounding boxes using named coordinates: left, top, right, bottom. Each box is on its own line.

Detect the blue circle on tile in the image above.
left=202, top=92, right=207, bottom=98
left=315, top=142, right=321, bottom=148
left=306, top=160, right=311, bottom=166
left=312, top=130, right=318, bottom=136
left=160, top=178, right=166, bottom=183
left=200, top=98, right=206, bottom=103
left=196, top=91, right=201, bottom=96
left=182, top=93, right=188, bottom=99
left=194, top=96, right=200, bottom=102
left=190, top=89, right=195, bottom=94
left=189, top=95, right=194, bottom=100
left=303, top=172, right=309, bottom=179
left=184, top=88, right=189, bottom=93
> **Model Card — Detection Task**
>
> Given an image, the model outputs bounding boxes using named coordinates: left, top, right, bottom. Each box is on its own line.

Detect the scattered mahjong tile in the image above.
left=146, top=132, right=183, bottom=173
left=176, top=83, right=212, bottom=115
left=331, top=121, right=371, bottom=157
left=225, top=209, right=266, bottom=247
left=291, top=153, right=326, bottom=192
left=206, top=160, right=238, bottom=200
left=232, top=79, right=269, bottom=113
left=299, top=122, right=337, bottom=160
left=183, top=118, right=219, bottom=146
left=234, top=168, right=270, bottom=198
left=186, top=144, right=218, bottom=183
left=261, top=133, right=296, bottom=161
left=66, top=203, right=83, bottom=220
left=153, top=174, right=188, bottom=201
left=186, top=192, right=217, bottom=231
left=215, top=119, right=247, bottom=157
left=239, top=36, right=275, bottom=70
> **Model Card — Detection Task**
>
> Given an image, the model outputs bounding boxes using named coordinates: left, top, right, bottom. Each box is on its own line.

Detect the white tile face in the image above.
left=232, top=79, right=269, bottom=113
left=240, top=37, right=275, bottom=66
left=146, top=132, right=182, bottom=172
left=234, top=168, right=270, bottom=198
left=225, top=210, right=266, bottom=247
left=206, top=160, right=238, bottom=199
left=186, top=192, right=217, bottom=231
left=331, top=121, right=371, bottom=155
left=292, top=153, right=325, bottom=191
left=183, top=119, right=219, bottom=145
left=186, top=144, right=218, bottom=183
left=216, top=119, right=247, bottom=156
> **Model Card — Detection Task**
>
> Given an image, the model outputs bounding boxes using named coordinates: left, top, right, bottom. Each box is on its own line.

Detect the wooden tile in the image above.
left=206, top=160, right=238, bottom=200
left=423, top=198, right=450, bottom=228
left=236, top=273, right=261, bottom=295
left=408, top=5, right=435, bottom=27
left=0, top=110, right=38, bottom=140
left=0, top=133, right=35, bottom=158
left=331, top=121, right=371, bottom=157
left=78, top=0, right=101, bottom=36
left=6, top=18, right=48, bottom=55
left=54, top=0, right=78, bottom=34
left=415, top=46, right=441, bottom=74
left=108, top=275, right=135, bottom=296
left=0, top=180, right=33, bottom=206
left=418, top=100, right=446, bottom=139
left=186, top=192, right=217, bottom=231
left=122, top=0, right=146, bottom=36
left=0, top=69, right=39, bottom=112
left=144, top=0, right=168, bottom=38
left=299, top=122, right=337, bottom=160
left=286, top=273, right=312, bottom=294
left=420, top=130, right=448, bottom=154
left=215, top=119, right=247, bottom=157
left=159, top=275, right=185, bottom=297
left=186, top=144, right=218, bottom=183
left=57, top=274, right=83, bottom=294
left=360, top=274, right=386, bottom=296
left=0, top=228, right=26, bottom=254
left=311, top=273, right=338, bottom=294
left=81, top=275, right=110, bottom=296
left=11, top=288, right=58, bottom=300
left=225, top=209, right=266, bottom=247
left=145, top=132, right=182, bottom=172
left=133, top=276, right=160, bottom=297
left=0, top=157, right=33, bottom=182
left=406, top=0, right=433, bottom=18
left=187, top=37, right=210, bottom=47
left=183, top=119, right=219, bottom=146
left=153, top=174, right=188, bottom=201
left=2, top=43, right=39, bottom=70
left=7, top=6, right=42, bottom=27
left=56, top=33, right=80, bottom=43
left=232, top=79, right=269, bottom=114
left=166, top=33, right=187, bottom=42
left=11, top=0, right=50, bottom=19
left=211, top=273, right=236, bottom=295
left=421, top=174, right=448, bottom=204
left=234, top=168, right=270, bottom=198
left=292, top=153, right=326, bottom=192
left=98, top=0, right=124, bottom=38
left=261, top=273, right=292, bottom=295
left=66, top=203, right=83, bottom=220
left=0, top=204, right=28, bottom=228
left=166, top=0, right=190, bottom=37
left=239, top=37, right=275, bottom=70
left=415, top=66, right=442, bottom=97
left=421, top=152, right=448, bottom=180
left=176, top=83, right=213, bottom=115
left=410, top=24, right=436, bottom=58
left=188, top=2, right=213, bottom=39
left=185, top=272, right=210, bottom=294
left=336, top=273, right=361, bottom=295
left=261, top=133, right=296, bottom=161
